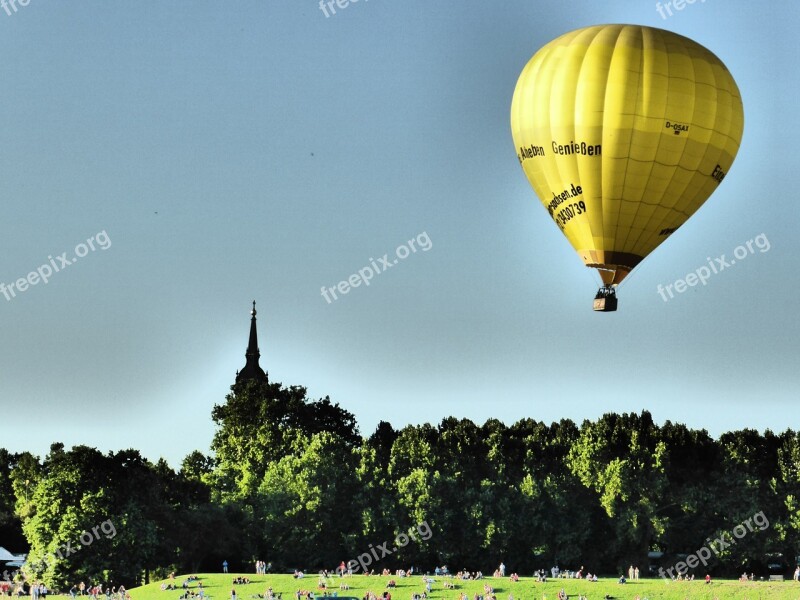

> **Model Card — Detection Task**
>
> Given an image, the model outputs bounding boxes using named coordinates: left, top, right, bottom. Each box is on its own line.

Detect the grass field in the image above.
left=129, top=573, right=800, bottom=600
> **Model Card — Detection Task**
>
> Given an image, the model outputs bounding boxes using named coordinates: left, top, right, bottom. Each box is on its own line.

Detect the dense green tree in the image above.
left=210, top=380, right=359, bottom=501
left=776, top=431, right=800, bottom=568
left=567, top=412, right=668, bottom=572
left=355, top=428, right=400, bottom=555
left=0, top=449, right=26, bottom=553
left=9, top=450, right=42, bottom=521
left=254, top=432, right=360, bottom=569
left=426, top=418, right=488, bottom=568
left=713, top=429, right=784, bottom=571
left=655, top=422, right=725, bottom=565
left=17, top=446, right=173, bottom=586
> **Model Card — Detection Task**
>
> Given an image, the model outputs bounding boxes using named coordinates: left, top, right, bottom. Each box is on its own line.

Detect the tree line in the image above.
left=2, top=379, right=800, bottom=587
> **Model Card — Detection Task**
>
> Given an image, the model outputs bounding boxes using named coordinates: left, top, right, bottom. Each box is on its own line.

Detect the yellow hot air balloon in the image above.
left=510, top=24, right=744, bottom=311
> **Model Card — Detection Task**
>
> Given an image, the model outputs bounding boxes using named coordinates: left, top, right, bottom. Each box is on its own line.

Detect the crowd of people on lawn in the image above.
left=0, top=579, right=129, bottom=600
left=70, top=582, right=129, bottom=600
left=152, top=556, right=771, bottom=600
left=197, top=561, right=626, bottom=600
left=160, top=574, right=204, bottom=599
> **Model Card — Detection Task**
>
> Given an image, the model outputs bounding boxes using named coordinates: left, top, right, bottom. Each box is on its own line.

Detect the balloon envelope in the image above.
left=510, top=24, right=744, bottom=285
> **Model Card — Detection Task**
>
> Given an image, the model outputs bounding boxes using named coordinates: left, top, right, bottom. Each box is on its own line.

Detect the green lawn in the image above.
left=129, top=573, right=800, bottom=600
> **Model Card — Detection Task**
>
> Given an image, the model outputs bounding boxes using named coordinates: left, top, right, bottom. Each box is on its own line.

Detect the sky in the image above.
left=1, top=1, right=798, bottom=467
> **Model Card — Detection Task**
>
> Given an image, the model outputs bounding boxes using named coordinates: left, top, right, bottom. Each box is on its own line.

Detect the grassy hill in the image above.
left=129, top=573, right=800, bottom=600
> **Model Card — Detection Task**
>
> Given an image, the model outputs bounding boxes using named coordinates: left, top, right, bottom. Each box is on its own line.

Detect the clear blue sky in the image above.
left=1, top=1, right=797, bottom=467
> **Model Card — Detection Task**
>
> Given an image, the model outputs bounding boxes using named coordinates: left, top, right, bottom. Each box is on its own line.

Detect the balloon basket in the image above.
left=593, top=286, right=618, bottom=312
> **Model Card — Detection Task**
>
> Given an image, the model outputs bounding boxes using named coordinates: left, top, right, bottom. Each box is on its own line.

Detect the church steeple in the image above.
left=235, top=301, right=268, bottom=383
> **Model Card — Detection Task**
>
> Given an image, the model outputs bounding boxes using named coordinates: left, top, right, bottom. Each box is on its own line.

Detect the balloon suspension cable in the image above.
left=594, top=285, right=617, bottom=299
left=617, top=258, right=649, bottom=291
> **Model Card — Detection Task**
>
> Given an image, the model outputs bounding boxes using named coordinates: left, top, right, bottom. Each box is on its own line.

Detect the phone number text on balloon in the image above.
left=554, top=201, right=587, bottom=228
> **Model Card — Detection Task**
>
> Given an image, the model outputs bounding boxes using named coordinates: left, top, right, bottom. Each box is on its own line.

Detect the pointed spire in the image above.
left=247, top=300, right=259, bottom=357
left=236, top=300, right=267, bottom=384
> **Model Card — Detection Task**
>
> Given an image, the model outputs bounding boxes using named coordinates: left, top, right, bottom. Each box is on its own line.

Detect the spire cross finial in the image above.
left=251, top=300, right=257, bottom=317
